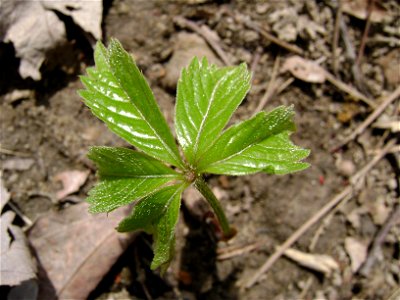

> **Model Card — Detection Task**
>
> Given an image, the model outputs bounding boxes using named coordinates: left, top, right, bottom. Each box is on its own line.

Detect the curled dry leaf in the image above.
left=0, top=0, right=66, bottom=80
left=283, top=247, right=339, bottom=277
left=344, top=237, right=368, bottom=273
left=54, top=169, right=90, bottom=200
left=0, top=211, right=37, bottom=286
left=42, top=0, right=102, bottom=40
left=28, top=202, right=135, bottom=299
left=0, top=0, right=102, bottom=80
left=282, top=56, right=326, bottom=83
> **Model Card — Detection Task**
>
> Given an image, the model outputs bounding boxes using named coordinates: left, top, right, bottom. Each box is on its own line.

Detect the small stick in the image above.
left=338, top=10, right=366, bottom=92
left=243, top=139, right=395, bottom=289
left=250, top=46, right=263, bottom=79
left=359, top=204, right=400, bottom=276
left=255, top=54, right=280, bottom=113
left=217, top=240, right=265, bottom=260
left=324, top=71, right=376, bottom=108
left=332, top=0, right=342, bottom=75
left=233, top=13, right=304, bottom=55
left=0, top=146, right=31, bottom=157
left=356, top=0, right=374, bottom=66
left=332, top=86, right=400, bottom=151
left=173, top=16, right=232, bottom=66
left=274, top=77, right=294, bottom=95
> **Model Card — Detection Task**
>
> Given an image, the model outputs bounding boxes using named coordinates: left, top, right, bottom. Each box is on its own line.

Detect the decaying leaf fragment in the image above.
left=0, top=211, right=37, bottom=286
left=54, top=169, right=90, bottom=200
left=345, top=237, right=368, bottom=273
left=0, top=0, right=102, bottom=80
left=282, top=56, right=326, bottom=83
left=283, top=247, right=339, bottom=277
left=28, top=202, right=134, bottom=299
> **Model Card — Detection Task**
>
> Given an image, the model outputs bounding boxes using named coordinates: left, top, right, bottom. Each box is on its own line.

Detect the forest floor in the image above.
left=1, top=0, right=399, bottom=299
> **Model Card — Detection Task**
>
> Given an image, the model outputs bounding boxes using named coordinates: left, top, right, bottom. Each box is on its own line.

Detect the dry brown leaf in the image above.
left=0, top=211, right=37, bottom=286
left=282, top=56, right=326, bottom=83
left=344, top=237, right=368, bottom=273
left=28, top=202, right=135, bottom=299
left=42, top=0, right=102, bottom=40
left=342, top=0, right=389, bottom=23
left=283, top=247, right=339, bottom=277
left=54, top=169, right=90, bottom=200
left=0, top=0, right=66, bottom=80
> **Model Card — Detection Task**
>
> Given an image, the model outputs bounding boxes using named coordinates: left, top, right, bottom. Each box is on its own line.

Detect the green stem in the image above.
left=194, top=177, right=232, bottom=237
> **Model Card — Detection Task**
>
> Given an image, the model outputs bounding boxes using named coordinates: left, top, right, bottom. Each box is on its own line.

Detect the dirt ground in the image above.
left=1, top=0, right=399, bottom=299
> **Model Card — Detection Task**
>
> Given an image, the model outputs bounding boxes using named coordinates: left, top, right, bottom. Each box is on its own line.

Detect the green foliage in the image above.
left=79, top=38, right=310, bottom=271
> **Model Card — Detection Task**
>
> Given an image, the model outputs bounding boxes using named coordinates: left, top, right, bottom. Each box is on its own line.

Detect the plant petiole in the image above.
left=194, top=177, right=234, bottom=239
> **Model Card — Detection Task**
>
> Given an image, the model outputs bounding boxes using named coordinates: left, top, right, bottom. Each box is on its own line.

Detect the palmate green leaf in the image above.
left=79, top=39, right=183, bottom=168
left=197, top=106, right=309, bottom=175
left=175, top=57, right=251, bottom=166
left=87, top=147, right=182, bottom=213
left=79, top=38, right=311, bottom=273
left=117, top=184, right=184, bottom=271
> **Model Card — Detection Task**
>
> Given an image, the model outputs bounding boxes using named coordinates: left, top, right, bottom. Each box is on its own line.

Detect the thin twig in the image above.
left=324, top=71, right=376, bottom=108
left=332, top=0, right=342, bottom=75
left=173, top=16, right=232, bottom=66
left=0, top=146, right=31, bottom=157
left=359, top=204, right=400, bottom=276
left=332, top=86, right=400, bottom=151
left=243, top=139, right=396, bottom=289
left=217, top=240, right=266, bottom=260
left=255, top=54, right=280, bottom=113
left=275, top=77, right=294, bottom=95
left=356, top=0, right=374, bottom=66
left=250, top=46, right=263, bottom=80
left=233, top=13, right=304, bottom=55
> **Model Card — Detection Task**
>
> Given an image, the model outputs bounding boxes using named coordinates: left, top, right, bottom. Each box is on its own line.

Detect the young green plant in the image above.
left=79, top=39, right=310, bottom=271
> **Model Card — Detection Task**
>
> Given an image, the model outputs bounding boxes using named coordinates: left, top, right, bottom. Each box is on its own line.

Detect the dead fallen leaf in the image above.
left=0, top=211, right=37, bottom=286
left=283, top=247, right=339, bottom=277
left=3, top=158, right=35, bottom=171
left=28, top=202, right=135, bottom=299
left=0, top=0, right=102, bottom=80
left=344, top=237, right=368, bottom=273
left=282, top=56, right=326, bottom=83
left=54, top=169, right=90, bottom=200
left=42, top=0, right=102, bottom=40
left=342, top=0, right=389, bottom=23
left=0, top=0, right=66, bottom=80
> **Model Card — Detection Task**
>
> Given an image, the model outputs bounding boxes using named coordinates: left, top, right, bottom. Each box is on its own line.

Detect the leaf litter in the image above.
left=0, top=176, right=37, bottom=288
left=28, top=202, right=135, bottom=299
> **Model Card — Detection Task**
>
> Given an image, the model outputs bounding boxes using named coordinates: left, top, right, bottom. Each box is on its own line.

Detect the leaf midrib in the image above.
left=105, top=52, right=183, bottom=168
left=192, top=68, right=237, bottom=162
